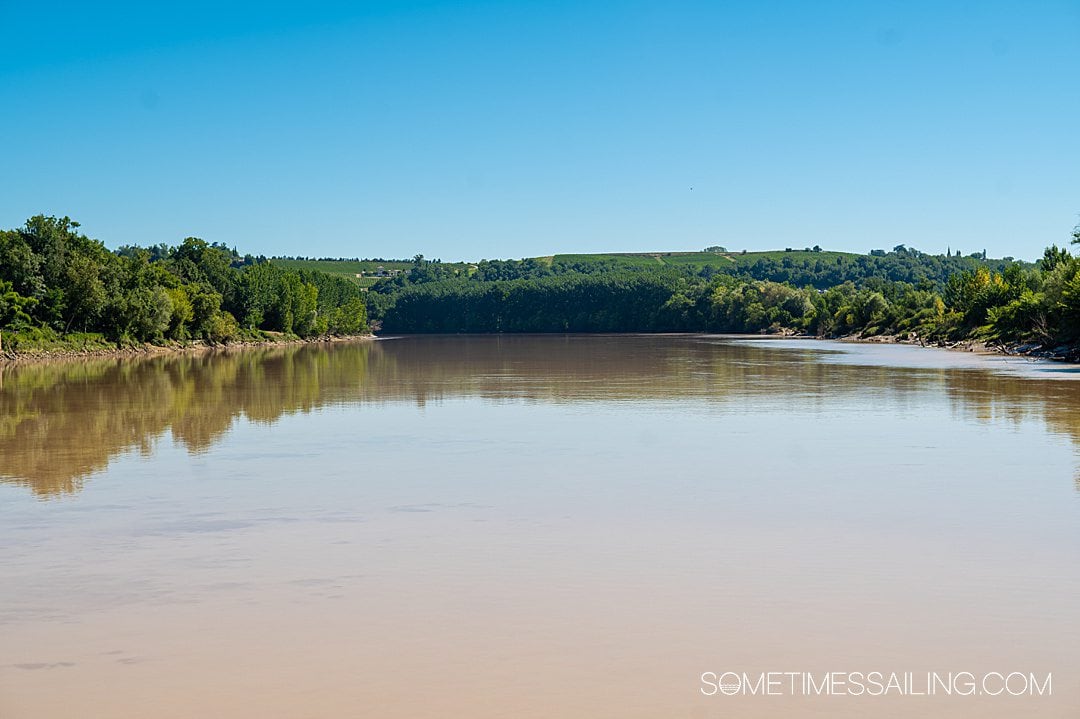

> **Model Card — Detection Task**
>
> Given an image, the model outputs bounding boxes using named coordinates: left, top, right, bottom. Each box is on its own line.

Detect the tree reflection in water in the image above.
left=1, top=336, right=1078, bottom=497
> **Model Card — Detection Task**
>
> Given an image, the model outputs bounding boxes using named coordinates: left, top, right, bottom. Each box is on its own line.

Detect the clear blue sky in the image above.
left=2, top=1, right=1078, bottom=261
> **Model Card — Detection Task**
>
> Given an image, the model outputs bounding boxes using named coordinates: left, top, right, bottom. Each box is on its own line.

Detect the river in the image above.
left=1, top=335, right=1078, bottom=717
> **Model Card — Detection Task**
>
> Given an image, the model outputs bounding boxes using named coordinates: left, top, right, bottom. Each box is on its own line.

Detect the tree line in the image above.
left=0, top=215, right=367, bottom=350
left=2, top=213, right=1077, bottom=354
left=370, top=232, right=1080, bottom=350
left=717, top=247, right=1024, bottom=289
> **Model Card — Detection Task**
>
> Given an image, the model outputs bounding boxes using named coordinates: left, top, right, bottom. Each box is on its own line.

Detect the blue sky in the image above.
left=2, top=1, right=1078, bottom=261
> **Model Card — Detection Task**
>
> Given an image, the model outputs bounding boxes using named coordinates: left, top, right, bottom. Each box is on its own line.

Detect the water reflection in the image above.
left=2, top=335, right=1078, bottom=497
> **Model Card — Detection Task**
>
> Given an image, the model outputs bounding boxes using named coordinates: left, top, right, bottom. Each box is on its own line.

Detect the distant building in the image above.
left=368, top=266, right=403, bottom=278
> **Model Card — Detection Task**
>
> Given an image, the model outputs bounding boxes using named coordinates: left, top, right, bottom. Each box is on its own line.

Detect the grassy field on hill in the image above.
left=270, top=258, right=453, bottom=287
left=275, top=248, right=1017, bottom=285
left=550, top=249, right=857, bottom=270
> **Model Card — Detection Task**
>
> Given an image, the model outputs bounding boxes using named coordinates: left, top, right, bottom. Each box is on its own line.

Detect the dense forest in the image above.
left=708, top=248, right=1022, bottom=289
left=2, top=214, right=1078, bottom=357
left=0, top=215, right=368, bottom=351
left=368, top=229, right=1080, bottom=355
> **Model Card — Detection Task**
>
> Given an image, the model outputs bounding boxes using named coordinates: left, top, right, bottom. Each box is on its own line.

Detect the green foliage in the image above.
left=987, top=291, right=1048, bottom=341
left=1, top=212, right=1075, bottom=352
left=0, top=327, right=113, bottom=354
left=165, top=286, right=195, bottom=339
left=542, top=247, right=1025, bottom=290
left=368, top=227, right=1078, bottom=349
left=382, top=274, right=684, bottom=333
left=1042, top=256, right=1080, bottom=340
left=1042, top=245, right=1072, bottom=272
left=0, top=215, right=369, bottom=348
left=0, top=280, right=38, bottom=328
left=0, top=229, right=44, bottom=297
left=209, top=311, right=241, bottom=343
left=709, top=280, right=814, bottom=333
left=324, top=297, right=369, bottom=335
left=945, top=267, right=1013, bottom=327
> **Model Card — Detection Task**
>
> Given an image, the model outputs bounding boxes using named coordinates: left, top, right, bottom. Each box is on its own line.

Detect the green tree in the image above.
left=1042, top=245, right=1071, bottom=272
left=62, top=254, right=107, bottom=332
left=0, top=280, right=38, bottom=328
left=165, top=286, right=195, bottom=339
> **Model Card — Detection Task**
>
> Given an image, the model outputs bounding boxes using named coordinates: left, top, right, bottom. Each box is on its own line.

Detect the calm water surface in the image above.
left=1, top=335, right=1078, bottom=718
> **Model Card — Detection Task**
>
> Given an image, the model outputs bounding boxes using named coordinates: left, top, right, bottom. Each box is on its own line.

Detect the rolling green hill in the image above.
left=271, top=248, right=1026, bottom=292
left=270, top=258, right=473, bottom=287
left=549, top=249, right=854, bottom=270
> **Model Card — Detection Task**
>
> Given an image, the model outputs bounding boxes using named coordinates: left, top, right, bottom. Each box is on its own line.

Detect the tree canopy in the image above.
left=0, top=215, right=367, bottom=349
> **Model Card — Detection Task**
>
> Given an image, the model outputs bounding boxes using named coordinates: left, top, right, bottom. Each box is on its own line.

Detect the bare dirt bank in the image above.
left=833, top=332, right=1080, bottom=363
left=0, top=333, right=375, bottom=366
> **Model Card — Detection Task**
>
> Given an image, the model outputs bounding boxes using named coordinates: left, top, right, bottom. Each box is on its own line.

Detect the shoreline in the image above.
left=830, top=332, right=1080, bottom=363
left=3, top=329, right=1077, bottom=366
left=0, top=333, right=375, bottom=366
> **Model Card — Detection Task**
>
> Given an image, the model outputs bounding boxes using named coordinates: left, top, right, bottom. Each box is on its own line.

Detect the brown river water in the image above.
left=1, top=335, right=1078, bottom=718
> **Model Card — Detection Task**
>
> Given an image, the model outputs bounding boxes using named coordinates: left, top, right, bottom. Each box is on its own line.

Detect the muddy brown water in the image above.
left=1, top=335, right=1078, bottom=717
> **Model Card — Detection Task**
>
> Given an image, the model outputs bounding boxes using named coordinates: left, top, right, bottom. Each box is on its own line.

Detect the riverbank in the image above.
left=4, top=327, right=1076, bottom=367
left=834, top=331, right=1080, bottom=363
left=0, top=332, right=375, bottom=365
